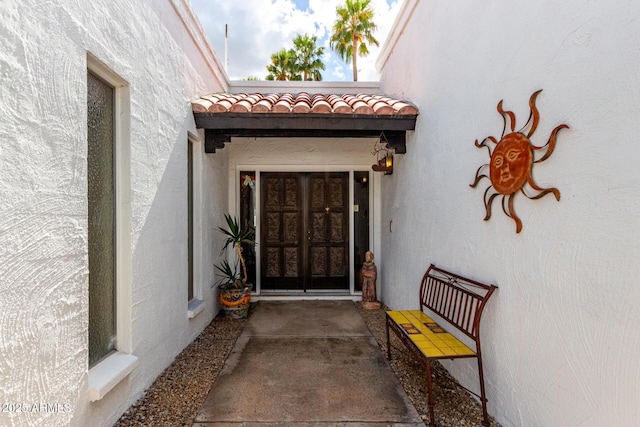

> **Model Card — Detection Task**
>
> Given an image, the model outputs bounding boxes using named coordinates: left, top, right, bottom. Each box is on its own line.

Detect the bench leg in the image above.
left=385, top=317, right=391, bottom=360
left=477, top=356, right=490, bottom=427
left=425, top=359, right=436, bottom=427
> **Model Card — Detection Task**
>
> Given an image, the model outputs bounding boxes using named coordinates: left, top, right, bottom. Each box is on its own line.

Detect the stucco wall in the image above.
left=0, top=1, right=226, bottom=426
left=228, top=137, right=378, bottom=168
left=378, top=1, right=640, bottom=426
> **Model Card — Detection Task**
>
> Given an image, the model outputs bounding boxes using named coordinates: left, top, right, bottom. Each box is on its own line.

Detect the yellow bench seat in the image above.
left=386, top=310, right=476, bottom=358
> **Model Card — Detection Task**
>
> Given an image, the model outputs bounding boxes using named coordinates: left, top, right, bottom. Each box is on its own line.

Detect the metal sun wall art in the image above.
left=470, top=90, right=569, bottom=233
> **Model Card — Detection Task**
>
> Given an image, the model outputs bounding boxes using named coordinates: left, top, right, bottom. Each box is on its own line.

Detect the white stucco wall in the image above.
left=227, top=137, right=378, bottom=168
left=378, top=1, right=640, bottom=426
left=0, top=1, right=227, bottom=426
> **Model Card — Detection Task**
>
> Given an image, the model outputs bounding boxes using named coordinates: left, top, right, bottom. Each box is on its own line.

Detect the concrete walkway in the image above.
left=193, top=300, right=423, bottom=426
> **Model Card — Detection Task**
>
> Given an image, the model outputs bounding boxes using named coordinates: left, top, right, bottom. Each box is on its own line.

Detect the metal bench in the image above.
left=385, top=264, right=497, bottom=427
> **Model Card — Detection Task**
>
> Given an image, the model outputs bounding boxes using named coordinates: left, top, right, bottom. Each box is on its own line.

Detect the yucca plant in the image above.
left=214, top=259, right=240, bottom=289
left=217, top=214, right=255, bottom=288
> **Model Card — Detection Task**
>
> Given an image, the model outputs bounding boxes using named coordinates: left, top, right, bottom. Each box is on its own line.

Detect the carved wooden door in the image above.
left=261, top=172, right=349, bottom=291
left=305, top=173, right=349, bottom=289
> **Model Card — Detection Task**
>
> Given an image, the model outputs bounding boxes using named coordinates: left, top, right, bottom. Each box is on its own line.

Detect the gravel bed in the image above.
left=115, top=302, right=499, bottom=427
left=114, top=310, right=249, bottom=427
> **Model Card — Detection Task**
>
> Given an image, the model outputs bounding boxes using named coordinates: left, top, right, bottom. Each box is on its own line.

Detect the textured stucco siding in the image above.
left=228, top=137, right=378, bottom=167
left=378, top=1, right=640, bottom=426
left=0, top=1, right=226, bottom=426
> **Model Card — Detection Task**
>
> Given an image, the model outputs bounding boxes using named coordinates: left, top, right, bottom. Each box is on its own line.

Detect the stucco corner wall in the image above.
left=0, top=1, right=227, bottom=426
left=378, top=1, right=640, bottom=426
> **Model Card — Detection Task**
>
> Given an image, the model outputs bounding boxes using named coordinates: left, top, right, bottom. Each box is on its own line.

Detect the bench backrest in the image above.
left=420, top=264, right=497, bottom=345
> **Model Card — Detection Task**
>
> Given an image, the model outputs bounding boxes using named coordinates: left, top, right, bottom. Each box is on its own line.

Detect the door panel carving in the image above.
left=311, top=178, right=325, bottom=208
left=330, top=247, right=345, bottom=276
left=329, top=212, right=343, bottom=242
left=329, top=178, right=343, bottom=207
left=266, top=247, right=280, bottom=277
left=266, top=177, right=281, bottom=207
left=312, top=213, right=325, bottom=241
left=283, top=212, right=298, bottom=242
left=266, top=212, right=280, bottom=241
left=311, top=247, right=327, bottom=276
left=284, top=247, right=298, bottom=277
left=284, top=178, right=298, bottom=207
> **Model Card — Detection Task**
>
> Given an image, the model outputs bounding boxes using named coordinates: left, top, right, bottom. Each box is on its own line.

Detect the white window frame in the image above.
left=187, top=132, right=204, bottom=318
left=86, top=53, right=136, bottom=402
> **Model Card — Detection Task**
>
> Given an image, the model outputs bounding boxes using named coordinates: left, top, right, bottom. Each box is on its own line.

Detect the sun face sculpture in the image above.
left=470, top=90, right=569, bottom=233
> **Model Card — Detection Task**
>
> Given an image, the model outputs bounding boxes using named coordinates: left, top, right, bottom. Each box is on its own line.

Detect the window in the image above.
left=188, top=139, right=194, bottom=301
left=187, top=134, right=204, bottom=318
left=353, top=171, right=370, bottom=292
left=86, top=55, right=135, bottom=401
left=239, top=171, right=256, bottom=285
left=87, top=71, right=116, bottom=367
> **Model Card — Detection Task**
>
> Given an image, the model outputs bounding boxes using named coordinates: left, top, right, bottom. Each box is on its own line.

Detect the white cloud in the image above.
left=332, top=64, right=346, bottom=81
left=190, top=0, right=402, bottom=81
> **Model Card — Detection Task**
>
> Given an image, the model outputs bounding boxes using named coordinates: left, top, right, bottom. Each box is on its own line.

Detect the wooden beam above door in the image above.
left=202, top=126, right=409, bottom=154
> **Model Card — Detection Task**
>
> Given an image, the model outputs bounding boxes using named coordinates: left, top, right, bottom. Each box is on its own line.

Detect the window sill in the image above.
left=88, top=352, right=138, bottom=402
left=188, top=298, right=205, bottom=319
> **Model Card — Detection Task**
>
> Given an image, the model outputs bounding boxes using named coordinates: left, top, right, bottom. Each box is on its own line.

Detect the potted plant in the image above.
left=215, top=214, right=255, bottom=319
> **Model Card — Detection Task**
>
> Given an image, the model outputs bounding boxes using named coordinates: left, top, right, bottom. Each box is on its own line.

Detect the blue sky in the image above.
left=190, top=0, right=402, bottom=81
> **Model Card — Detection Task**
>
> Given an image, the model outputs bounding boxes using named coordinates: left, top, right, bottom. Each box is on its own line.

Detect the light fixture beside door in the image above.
left=371, top=132, right=394, bottom=175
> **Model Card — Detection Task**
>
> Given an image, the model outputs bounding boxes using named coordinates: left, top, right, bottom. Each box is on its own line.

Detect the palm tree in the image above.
left=292, top=34, right=325, bottom=81
left=266, top=48, right=297, bottom=81
left=330, top=0, right=379, bottom=81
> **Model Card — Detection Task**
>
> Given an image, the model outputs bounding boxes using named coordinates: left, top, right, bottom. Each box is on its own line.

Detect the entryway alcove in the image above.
left=192, top=91, right=418, bottom=296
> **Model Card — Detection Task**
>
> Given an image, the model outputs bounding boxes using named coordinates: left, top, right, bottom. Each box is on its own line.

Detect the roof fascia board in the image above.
left=204, top=129, right=408, bottom=154
left=194, top=113, right=417, bottom=132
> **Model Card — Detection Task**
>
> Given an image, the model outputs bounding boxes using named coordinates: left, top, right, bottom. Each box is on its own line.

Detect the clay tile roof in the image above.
left=192, top=99, right=212, bottom=113
left=351, top=100, right=374, bottom=115
left=311, top=100, right=332, bottom=113
left=391, top=102, right=419, bottom=115
left=326, top=95, right=352, bottom=114
left=372, top=102, right=394, bottom=115
left=229, top=99, right=253, bottom=113
left=253, top=99, right=273, bottom=113
left=272, top=100, right=292, bottom=113
left=292, top=99, right=311, bottom=113
left=311, top=99, right=332, bottom=113
left=192, top=92, right=418, bottom=116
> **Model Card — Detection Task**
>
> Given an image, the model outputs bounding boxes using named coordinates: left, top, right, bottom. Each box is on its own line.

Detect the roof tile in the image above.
left=192, top=92, right=418, bottom=116
left=292, top=100, right=311, bottom=113
left=272, top=101, right=292, bottom=113
left=311, top=100, right=332, bottom=113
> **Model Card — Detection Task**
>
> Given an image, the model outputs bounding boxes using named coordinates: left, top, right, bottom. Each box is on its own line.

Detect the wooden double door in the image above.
left=261, top=172, right=349, bottom=291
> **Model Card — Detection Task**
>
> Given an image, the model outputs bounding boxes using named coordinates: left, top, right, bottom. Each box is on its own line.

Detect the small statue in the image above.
left=361, top=251, right=381, bottom=309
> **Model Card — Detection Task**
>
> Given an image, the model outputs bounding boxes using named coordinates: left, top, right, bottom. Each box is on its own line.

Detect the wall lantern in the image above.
left=371, top=132, right=394, bottom=175
left=372, top=153, right=393, bottom=175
